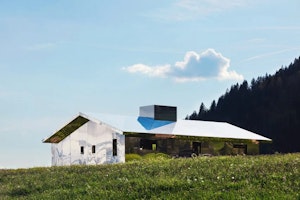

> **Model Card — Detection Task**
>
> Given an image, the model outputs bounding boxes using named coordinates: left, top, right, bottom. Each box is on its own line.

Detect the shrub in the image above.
left=142, top=153, right=171, bottom=161
left=125, top=153, right=142, bottom=162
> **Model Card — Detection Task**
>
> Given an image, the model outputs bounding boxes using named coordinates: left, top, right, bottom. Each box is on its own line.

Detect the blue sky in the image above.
left=1, top=0, right=300, bottom=168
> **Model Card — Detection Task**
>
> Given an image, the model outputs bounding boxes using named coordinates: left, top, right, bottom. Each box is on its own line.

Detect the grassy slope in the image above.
left=1, top=154, right=299, bottom=200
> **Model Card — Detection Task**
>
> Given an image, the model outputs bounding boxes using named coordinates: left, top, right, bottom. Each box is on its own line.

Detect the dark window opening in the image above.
left=140, top=139, right=157, bottom=150
left=80, top=146, right=84, bottom=154
left=192, top=142, right=201, bottom=155
left=92, top=145, right=96, bottom=154
left=113, top=139, right=117, bottom=156
left=233, top=144, right=248, bottom=154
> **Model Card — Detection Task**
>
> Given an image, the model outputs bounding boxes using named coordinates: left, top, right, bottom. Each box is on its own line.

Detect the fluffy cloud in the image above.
left=124, top=63, right=171, bottom=78
left=123, top=49, right=243, bottom=82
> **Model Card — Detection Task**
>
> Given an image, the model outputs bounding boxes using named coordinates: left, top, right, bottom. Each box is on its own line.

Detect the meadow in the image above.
left=0, top=153, right=299, bottom=199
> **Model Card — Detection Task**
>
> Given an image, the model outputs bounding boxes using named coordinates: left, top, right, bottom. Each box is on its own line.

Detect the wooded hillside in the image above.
left=187, top=57, right=300, bottom=153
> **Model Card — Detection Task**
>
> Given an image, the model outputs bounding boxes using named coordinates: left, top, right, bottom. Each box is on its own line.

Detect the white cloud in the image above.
left=124, top=63, right=171, bottom=78
left=123, top=49, right=243, bottom=82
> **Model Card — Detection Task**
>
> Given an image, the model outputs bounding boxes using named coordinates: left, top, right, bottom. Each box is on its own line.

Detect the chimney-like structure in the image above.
left=138, top=105, right=177, bottom=131
left=139, top=105, right=177, bottom=121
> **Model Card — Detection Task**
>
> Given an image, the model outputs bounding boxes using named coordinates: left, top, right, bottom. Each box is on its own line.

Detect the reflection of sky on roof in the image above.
left=137, top=117, right=175, bottom=130
left=82, top=112, right=271, bottom=141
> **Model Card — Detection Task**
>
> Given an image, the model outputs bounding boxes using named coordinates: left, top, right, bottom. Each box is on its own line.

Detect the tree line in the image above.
left=187, top=56, right=300, bottom=153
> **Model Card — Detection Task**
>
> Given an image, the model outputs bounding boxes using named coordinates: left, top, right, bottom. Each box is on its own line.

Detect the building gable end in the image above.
left=43, top=115, right=89, bottom=143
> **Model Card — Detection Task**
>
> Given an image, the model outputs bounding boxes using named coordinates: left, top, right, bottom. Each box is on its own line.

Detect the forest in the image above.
left=187, top=56, right=300, bottom=153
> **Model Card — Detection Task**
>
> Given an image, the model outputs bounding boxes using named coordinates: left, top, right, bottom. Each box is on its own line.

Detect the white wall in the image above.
left=51, top=120, right=125, bottom=166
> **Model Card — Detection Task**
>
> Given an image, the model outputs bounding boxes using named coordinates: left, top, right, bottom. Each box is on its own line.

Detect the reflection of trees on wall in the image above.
left=187, top=57, right=300, bottom=153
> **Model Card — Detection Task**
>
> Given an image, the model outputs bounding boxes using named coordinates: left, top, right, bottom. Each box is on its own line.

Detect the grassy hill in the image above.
left=1, top=153, right=299, bottom=199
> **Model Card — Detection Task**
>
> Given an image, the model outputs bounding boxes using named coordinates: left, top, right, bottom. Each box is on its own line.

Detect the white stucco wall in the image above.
left=51, top=120, right=125, bottom=166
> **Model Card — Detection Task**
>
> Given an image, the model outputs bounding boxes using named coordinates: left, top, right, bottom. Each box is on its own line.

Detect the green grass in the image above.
left=125, top=153, right=143, bottom=162
left=1, top=154, right=300, bottom=199
left=125, top=153, right=171, bottom=162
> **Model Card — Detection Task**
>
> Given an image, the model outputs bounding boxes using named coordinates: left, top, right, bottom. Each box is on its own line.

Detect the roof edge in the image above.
left=43, top=113, right=89, bottom=143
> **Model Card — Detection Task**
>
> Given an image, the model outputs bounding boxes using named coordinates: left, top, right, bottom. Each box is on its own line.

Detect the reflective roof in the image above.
left=43, top=112, right=271, bottom=143
left=43, top=115, right=89, bottom=143
left=82, top=112, right=271, bottom=141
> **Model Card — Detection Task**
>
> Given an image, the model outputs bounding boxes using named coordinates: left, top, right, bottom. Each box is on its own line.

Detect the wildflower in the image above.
left=232, top=176, right=235, bottom=180
left=282, top=176, right=286, bottom=182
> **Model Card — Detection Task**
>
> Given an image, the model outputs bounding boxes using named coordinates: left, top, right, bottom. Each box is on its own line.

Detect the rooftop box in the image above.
left=139, top=105, right=177, bottom=121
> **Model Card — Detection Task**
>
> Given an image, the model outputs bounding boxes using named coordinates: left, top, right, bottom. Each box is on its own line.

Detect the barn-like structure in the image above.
left=43, top=105, right=271, bottom=166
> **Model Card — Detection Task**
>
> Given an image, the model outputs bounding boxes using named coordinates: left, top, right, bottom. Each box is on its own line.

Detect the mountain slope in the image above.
left=188, top=57, right=300, bottom=153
